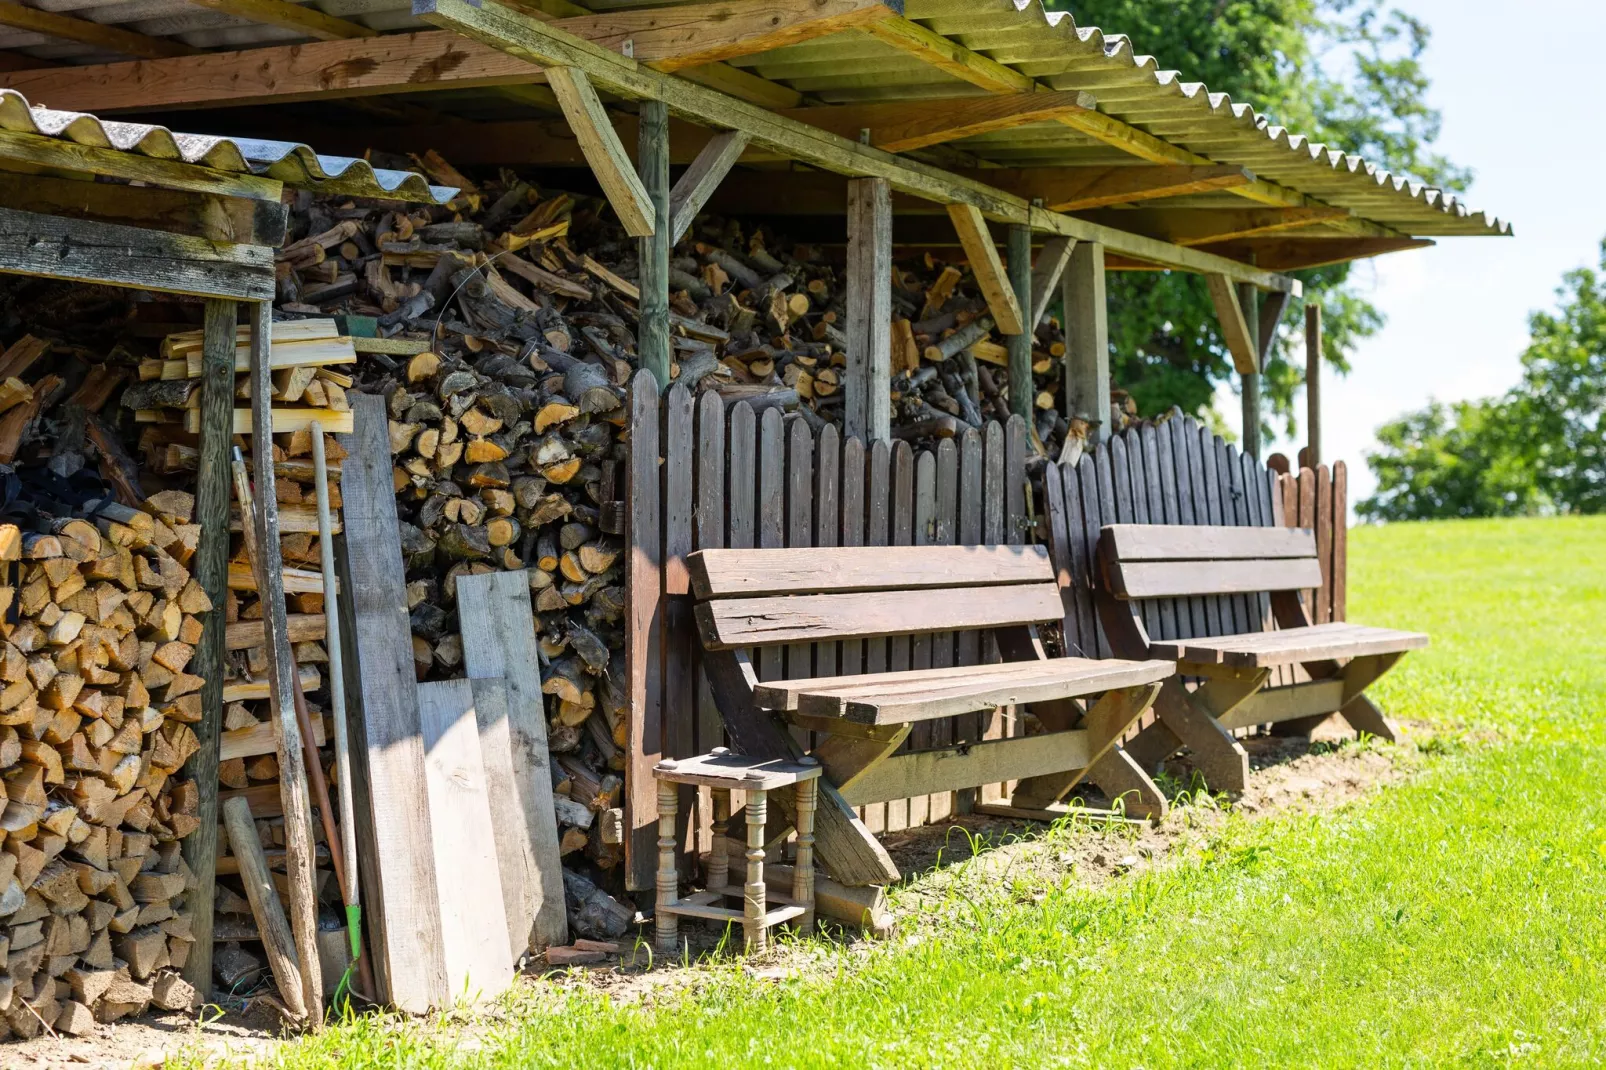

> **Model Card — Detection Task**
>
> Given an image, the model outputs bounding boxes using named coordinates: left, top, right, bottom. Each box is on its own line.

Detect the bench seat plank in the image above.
left=1152, top=623, right=1429, bottom=667
left=689, top=545, right=1052, bottom=598
left=695, top=583, right=1065, bottom=649
left=792, top=658, right=1173, bottom=725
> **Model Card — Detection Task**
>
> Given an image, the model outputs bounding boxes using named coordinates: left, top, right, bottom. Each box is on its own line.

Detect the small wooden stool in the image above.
left=653, top=748, right=821, bottom=953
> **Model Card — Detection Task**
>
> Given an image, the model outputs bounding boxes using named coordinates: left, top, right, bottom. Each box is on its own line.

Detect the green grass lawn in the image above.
left=216, top=516, right=1606, bottom=1069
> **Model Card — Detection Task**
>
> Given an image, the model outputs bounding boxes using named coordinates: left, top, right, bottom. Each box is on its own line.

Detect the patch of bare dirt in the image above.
left=5, top=720, right=1419, bottom=1066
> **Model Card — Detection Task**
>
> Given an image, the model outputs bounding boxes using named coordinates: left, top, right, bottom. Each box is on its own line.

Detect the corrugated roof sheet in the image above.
left=0, top=87, right=456, bottom=203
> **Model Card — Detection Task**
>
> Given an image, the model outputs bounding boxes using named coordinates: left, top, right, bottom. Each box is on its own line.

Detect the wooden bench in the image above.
left=1095, top=524, right=1429, bottom=792
left=689, top=544, right=1176, bottom=887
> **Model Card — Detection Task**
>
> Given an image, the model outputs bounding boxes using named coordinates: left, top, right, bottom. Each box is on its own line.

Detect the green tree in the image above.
left=1049, top=1, right=1469, bottom=434
left=1359, top=239, right=1606, bottom=520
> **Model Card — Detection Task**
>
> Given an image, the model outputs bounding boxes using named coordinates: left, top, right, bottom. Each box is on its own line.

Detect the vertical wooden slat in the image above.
left=1044, top=462, right=1079, bottom=654
left=661, top=385, right=695, bottom=870
left=837, top=433, right=865, bottom=682
left=784, top=418, right=814, bottom=749
left=181, top=297, right=235, bottom=992
left=954, top=429, right=984, bottom=813
left=1242, top=450, right=1273, bottom=629
left=862, top=438, right=890, bottom=833
left=1077, top=453, right=1110, bottom=658
left=1297, top=466, right=1317, bottom=621
left=1155, top=417, right=1193, bottom=639
left=1315, top=463, right=1333, bottom=623
left=814, top=424, right=841, bottom=685
left=1137, top=424, right=1178, bottom=643
left=1118, top=431, right=1160, bottom=643
left=1005, top=415, right=1027, bottom=548
left=756, top=407, right=785, bottom=682
left=1179, top=416, right=1221, bottom=638
left=979, top=421, right=1007, bottom=804
left=1333, top=461, right=1348, bottom=621
left=692, top=390, right=726, bottom=854
left=1219, top=439, right=1253, bottom=635
left=931, top=438, right=959, bottom=820
left=625, top=372, right=664, bottom=892
left=1197, top=427, right=1231, bottom=637
left=908, top=448, right=937, bottom=827
left=886, top=439, right=915, bottom=831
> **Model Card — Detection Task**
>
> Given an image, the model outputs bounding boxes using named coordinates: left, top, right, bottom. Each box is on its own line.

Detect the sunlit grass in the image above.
left=190, top=515, right=1606, bottom=1069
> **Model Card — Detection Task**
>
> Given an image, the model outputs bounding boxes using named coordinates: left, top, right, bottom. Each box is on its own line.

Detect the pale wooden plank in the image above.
left=336, top=393, right=446, bottom=1012
left=886, top=439, right=915, bottom=832
left=1206, top=273, right=1257, bottom=374
left=689, top=544, right=1052, bottom=598
left=456, top=569, right=569, bottom=954
left=845, top=177, right=893, bottom=442
left=670, top=131, right=750, bottom=243
left=1315, top=463, right=1333, bottom=624
left=947, top=203, right=1024, bottom=335
left=1333, top=461, right=1349, bottom=621
left=418, top=678, right=515, bottom=1003
left=547, top=65, right=655, bottom=237
left=1028, top=235, right=1075, bottom=329
left=809, top=660, right=1172, bottom=725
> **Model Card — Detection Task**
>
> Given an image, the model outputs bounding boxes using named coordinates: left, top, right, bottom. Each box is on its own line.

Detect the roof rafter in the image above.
left=0, top=1, right=198, bottom=60
left=779, top=90, right=1096, bottom=153
left=186, top=0, right=377, bottom=42
left=984, top=164, right=1256, bottom=212
left=1080, top=206, right=1354, bottom=247
left=413, top=0, right=1299, bottom=293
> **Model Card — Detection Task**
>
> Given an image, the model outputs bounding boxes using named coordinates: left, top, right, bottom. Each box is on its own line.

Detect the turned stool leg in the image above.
left=792, top=772, right=818, bottom=935
left=707, top=787, right=731, bottom=898
left=744, top=787, right=768, bottom=952
left=655, top=779, right=680, bottom=954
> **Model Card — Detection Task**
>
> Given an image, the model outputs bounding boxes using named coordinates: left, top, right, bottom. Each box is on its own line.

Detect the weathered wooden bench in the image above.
left=1095, top=524, right=1429, bottom=792
left=688, top=544, right=1176, bottom=887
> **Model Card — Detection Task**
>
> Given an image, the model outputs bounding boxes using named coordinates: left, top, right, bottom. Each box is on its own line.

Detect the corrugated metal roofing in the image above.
left=0, top=0, right=1506, bottom=239
left=0, top=87, right=455, bottom=202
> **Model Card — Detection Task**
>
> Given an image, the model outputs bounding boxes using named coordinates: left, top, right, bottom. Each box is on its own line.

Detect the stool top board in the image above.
left=654, top=749, right=822, bottom=790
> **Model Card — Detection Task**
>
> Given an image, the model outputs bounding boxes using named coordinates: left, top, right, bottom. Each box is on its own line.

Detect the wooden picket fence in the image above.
left=622, top=372, right=1030, bottom=889
left=624, top=383, right=1347, bottom=890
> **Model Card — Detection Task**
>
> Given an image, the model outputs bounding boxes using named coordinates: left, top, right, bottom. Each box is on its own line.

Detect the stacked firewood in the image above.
left=0, top=500, right=205, bottom=1037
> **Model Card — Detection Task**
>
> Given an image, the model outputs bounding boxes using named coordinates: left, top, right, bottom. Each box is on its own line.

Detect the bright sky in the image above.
left=1252, top=0, right=1606, bottom=508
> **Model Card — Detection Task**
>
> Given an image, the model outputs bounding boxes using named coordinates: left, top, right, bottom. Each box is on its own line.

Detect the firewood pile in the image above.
left=0, top=417, right=206, bottom=1035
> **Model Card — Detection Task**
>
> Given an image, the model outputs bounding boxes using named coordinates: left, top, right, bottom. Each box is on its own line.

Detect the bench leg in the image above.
left=1082, top=746, right=1167, bottom=820
left=1126, top=678, right=1251, bottom=794
left=744, top=788, right=768, bottom=953
left=1014, top=683, right=1161, bottom=809
left=704, top=649, right=901, bottom=887
left=706, top=788, right=731, bottom=897
left=655, top=780, right=680, bottom=954
left=1275, top=653, right=1402, bottom=741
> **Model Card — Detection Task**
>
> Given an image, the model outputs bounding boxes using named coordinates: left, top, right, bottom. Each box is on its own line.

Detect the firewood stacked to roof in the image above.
left=0, top=502, right=205, bottom=1038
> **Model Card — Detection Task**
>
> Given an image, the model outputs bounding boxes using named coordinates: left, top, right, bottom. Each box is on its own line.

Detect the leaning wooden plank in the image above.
left=546, top=66, right=655, bottom=237
left=222, top=796, right=306, bottom=1019
left=183, top=407, right=353, bottom=435
left=221, top=711, right=327, bottom=762
left=946, top=203, right=1024, bottom=335
left=418, top=678, right=516, bottom=1003
left=669, top=131, right=749, bottom=243
left=689, top=544, right=1051, bottom=598
left=457, top=570, right=569, bottom=956
left=0, top=204, right=275, bottom=301
left=335, top=393, right=448, bottom=1012
left=227, top=561, right=331, bottom=594
left=696, top=583, right=1065, bottom=649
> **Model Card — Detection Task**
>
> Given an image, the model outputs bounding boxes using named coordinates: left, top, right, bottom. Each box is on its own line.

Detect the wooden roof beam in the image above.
left=982, top=164, right=1257, bottom=212
left=1079, top=206, right=1354, bottom=247
left=186, top=0, right=376, bottom=42
left=0, top=2, right=198, bottom=60
left=947, top=203, right=1024, bottom=334
left=414, top=0, right=1299, bottom=294
left=1205, top=274, right=1258, bottom=375
left=546, top=66, right=655, bottom=236
left=779, top=91, right=1096, bottom=153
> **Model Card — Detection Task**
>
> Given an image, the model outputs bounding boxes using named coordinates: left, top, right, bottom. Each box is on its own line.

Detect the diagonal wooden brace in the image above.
left=1122, top=676, right=1251, bottom=793
left=1013, top=682, right=1160, bottom=808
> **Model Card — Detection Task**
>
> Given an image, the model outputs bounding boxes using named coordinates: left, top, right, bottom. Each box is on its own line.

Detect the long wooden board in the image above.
left=335, top=393, right=447, bottom=1012
left=456, top=569, right=569, bottom=955
left=418, top=678, right=516, bottom=1004
left=689, top=544, right=1051, bottom=597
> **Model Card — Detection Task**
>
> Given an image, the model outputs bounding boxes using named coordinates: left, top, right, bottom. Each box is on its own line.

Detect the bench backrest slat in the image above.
left=689, top=545, right=1062, bottom=651
left=688, top=545, right=1052, bottom=599
left=694, top=583, right=1065, bottom=650
left=1099, top=524, right=1322, bottom=601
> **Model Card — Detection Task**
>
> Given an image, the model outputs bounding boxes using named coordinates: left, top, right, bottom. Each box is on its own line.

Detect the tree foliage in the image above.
left=1359, top=240, right=1606, bottom=521
left=1048, top=1, right=1468, bottom=434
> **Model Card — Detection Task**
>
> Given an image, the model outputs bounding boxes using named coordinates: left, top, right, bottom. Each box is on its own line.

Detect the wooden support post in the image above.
left=845, top=176, right=892, bottom=443
left=669, top=130, right=749, bottom=244
left=637, top=98, right=672, bottom=386
left=242, top=302, right=323, bottom=1022
left=947, top=203, right=1024, bottom=335
left=1238, top=279, right=1261, bottom=462
left=1305, top=302, right=1322, bottom=469
left=547, top=65, right=655, bottom=237
left=1028, top=235, right=1075, bottom=329
left=1006, top=223, right=1033, bottom=419
left=1062, top=240, right=1109, bottom=442
left=179, top=297, right=236, bottom=995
